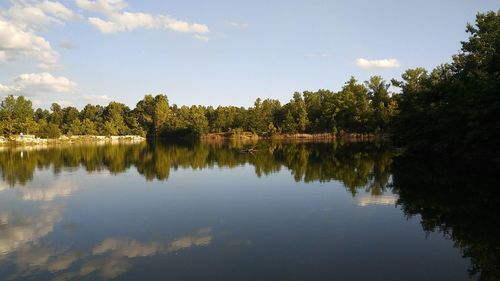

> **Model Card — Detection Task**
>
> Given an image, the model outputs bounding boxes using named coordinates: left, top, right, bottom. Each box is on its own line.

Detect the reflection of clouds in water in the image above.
left=14, top=180, right=78, bottom=202
left=357, top=195, right=397, bottom=207
left=77, top=256, right=129, bottom=280
left=0, top=177, right=78, bottom=202
left=0, top=175, right=211, bottom=280
left=94, top=227, right=212, bottom=258
left=0, top=178, right=76, bottom=259
left=93, top=239, right=161, bottom=258
left=1, top=228, right=212, bottom=280
left=0, top=181, right=7, bottom=192
left=0, top=204, right=63, bottom=256
left=7, top=245, right=82, bottom=280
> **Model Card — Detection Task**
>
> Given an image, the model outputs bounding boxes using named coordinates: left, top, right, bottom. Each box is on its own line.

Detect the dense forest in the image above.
left=1, top=10, right=498, bottom=159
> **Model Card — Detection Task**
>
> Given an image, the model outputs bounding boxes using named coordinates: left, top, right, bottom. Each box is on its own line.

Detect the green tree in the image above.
left=153, top=94, right=171, bottom=135
left=102, top=102, right=129, bottom=135
left=288, top=92, right=309, bottom=132
left=0, top=95, right=36, bottom=135
left=134, top=95, right=155, bottom=135
left=365, top=76, right=398, bottom=131
left=392, top=11, right=500, bottom=158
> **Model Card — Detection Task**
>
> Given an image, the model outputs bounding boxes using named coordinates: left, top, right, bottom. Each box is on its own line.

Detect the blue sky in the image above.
left=0, top=0, right=498, bottom=109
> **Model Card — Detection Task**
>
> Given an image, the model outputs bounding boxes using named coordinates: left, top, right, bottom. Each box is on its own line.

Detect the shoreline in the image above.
left=0, top=135, right=146, bottom=146
left=201, top=132, right=379, bottom=141
left=0, top=132, right=384, bottom=148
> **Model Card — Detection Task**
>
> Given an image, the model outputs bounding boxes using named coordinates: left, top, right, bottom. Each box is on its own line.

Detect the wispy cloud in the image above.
left=75, top=0, right=128, bottom=14
left=5, top=0, right=81, bottom=31
left=82, top=94, right=112, bottom=105
left=77, top=0, right=209, bottom=40
left=356, top=58, right=400, bottom=69
left=225, top=20, right=249, bottom=28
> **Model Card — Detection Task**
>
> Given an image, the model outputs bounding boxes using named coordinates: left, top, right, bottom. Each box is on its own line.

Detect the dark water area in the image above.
left=0, top=141, right=498, bottom=281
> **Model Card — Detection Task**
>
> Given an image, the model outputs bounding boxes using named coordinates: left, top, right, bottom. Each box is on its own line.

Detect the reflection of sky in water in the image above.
left=0, top=146, right=473, bottom=281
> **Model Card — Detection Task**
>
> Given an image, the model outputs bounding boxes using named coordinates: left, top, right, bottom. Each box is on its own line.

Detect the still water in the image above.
left=0, top=141, right=498, bottom=281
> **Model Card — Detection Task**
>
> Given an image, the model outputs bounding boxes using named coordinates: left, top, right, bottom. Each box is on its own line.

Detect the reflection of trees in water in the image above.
left=0, top=142, right=394, bottom=195
left=391, top=158, right=500, bottom=281
left=1, top=143, right=498, bottom=280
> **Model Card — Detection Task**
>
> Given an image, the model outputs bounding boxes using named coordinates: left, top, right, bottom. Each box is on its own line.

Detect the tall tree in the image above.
left=152, top=94, right=171, bottom=135
left=365, top=76, right=398, bottom=131
left=392, top=10, right=500, bottom=158
left=0, top=95, right=36, bottom=135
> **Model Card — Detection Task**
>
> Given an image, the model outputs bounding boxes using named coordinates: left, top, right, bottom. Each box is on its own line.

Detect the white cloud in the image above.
left=87, top=17, right=117, bottom=33
left=356, top=58, right=400, bottom=69
left=0, top=72, right=77, bottom=96
left=39, top=1, right=81, bottom=21
left=76, top=0, right=127, bottom=14
left=78, top=0, right=209, bottom=36
left=0, top=19, right=59, bottom=64
left=5, top=0, right=80, bottom=31
left=87, top=13, right=209, bottom=34
left=82, top=94, right=111, bottom=104
left=14, top=72, right=76, bottom=92
left=0, top=1, right=80, bottom=66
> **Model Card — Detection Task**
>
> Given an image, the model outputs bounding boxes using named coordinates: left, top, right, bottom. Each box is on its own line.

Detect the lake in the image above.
left=0, top=141, right=498, bottom=281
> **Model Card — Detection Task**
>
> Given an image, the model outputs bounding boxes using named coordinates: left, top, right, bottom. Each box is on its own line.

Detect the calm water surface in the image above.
left=0, top=141, right=498, bottom=281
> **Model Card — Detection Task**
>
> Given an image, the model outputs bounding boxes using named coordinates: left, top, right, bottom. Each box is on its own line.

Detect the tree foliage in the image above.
left=392, top=10, right=500, bottom=159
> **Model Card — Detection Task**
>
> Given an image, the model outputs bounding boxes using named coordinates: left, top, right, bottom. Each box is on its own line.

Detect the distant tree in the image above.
left=288, top=92, right=309, bottom=132
left=38, top=122, right=61, bottom=138
left=81, top=118, right=98, bottom=135
left=134, top=95, right=155, bottom=135
left=282, top=109, right=297, bottom=133
left=62, top=106, right=80, bottom=133
left=153, top=94, right=171, bottom=135
left=0, top=95, right=36, bottom=135
left=103, top=102, right=129, bottom=135
left=365, top=76, right=398, bottom=131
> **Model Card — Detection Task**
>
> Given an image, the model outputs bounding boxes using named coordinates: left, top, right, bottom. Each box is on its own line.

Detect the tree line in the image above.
left=0, top=75, right=398, bottom=139
left=0, top=141, right=393, bottom=196
left=1, top=10, right=498, bottom=159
